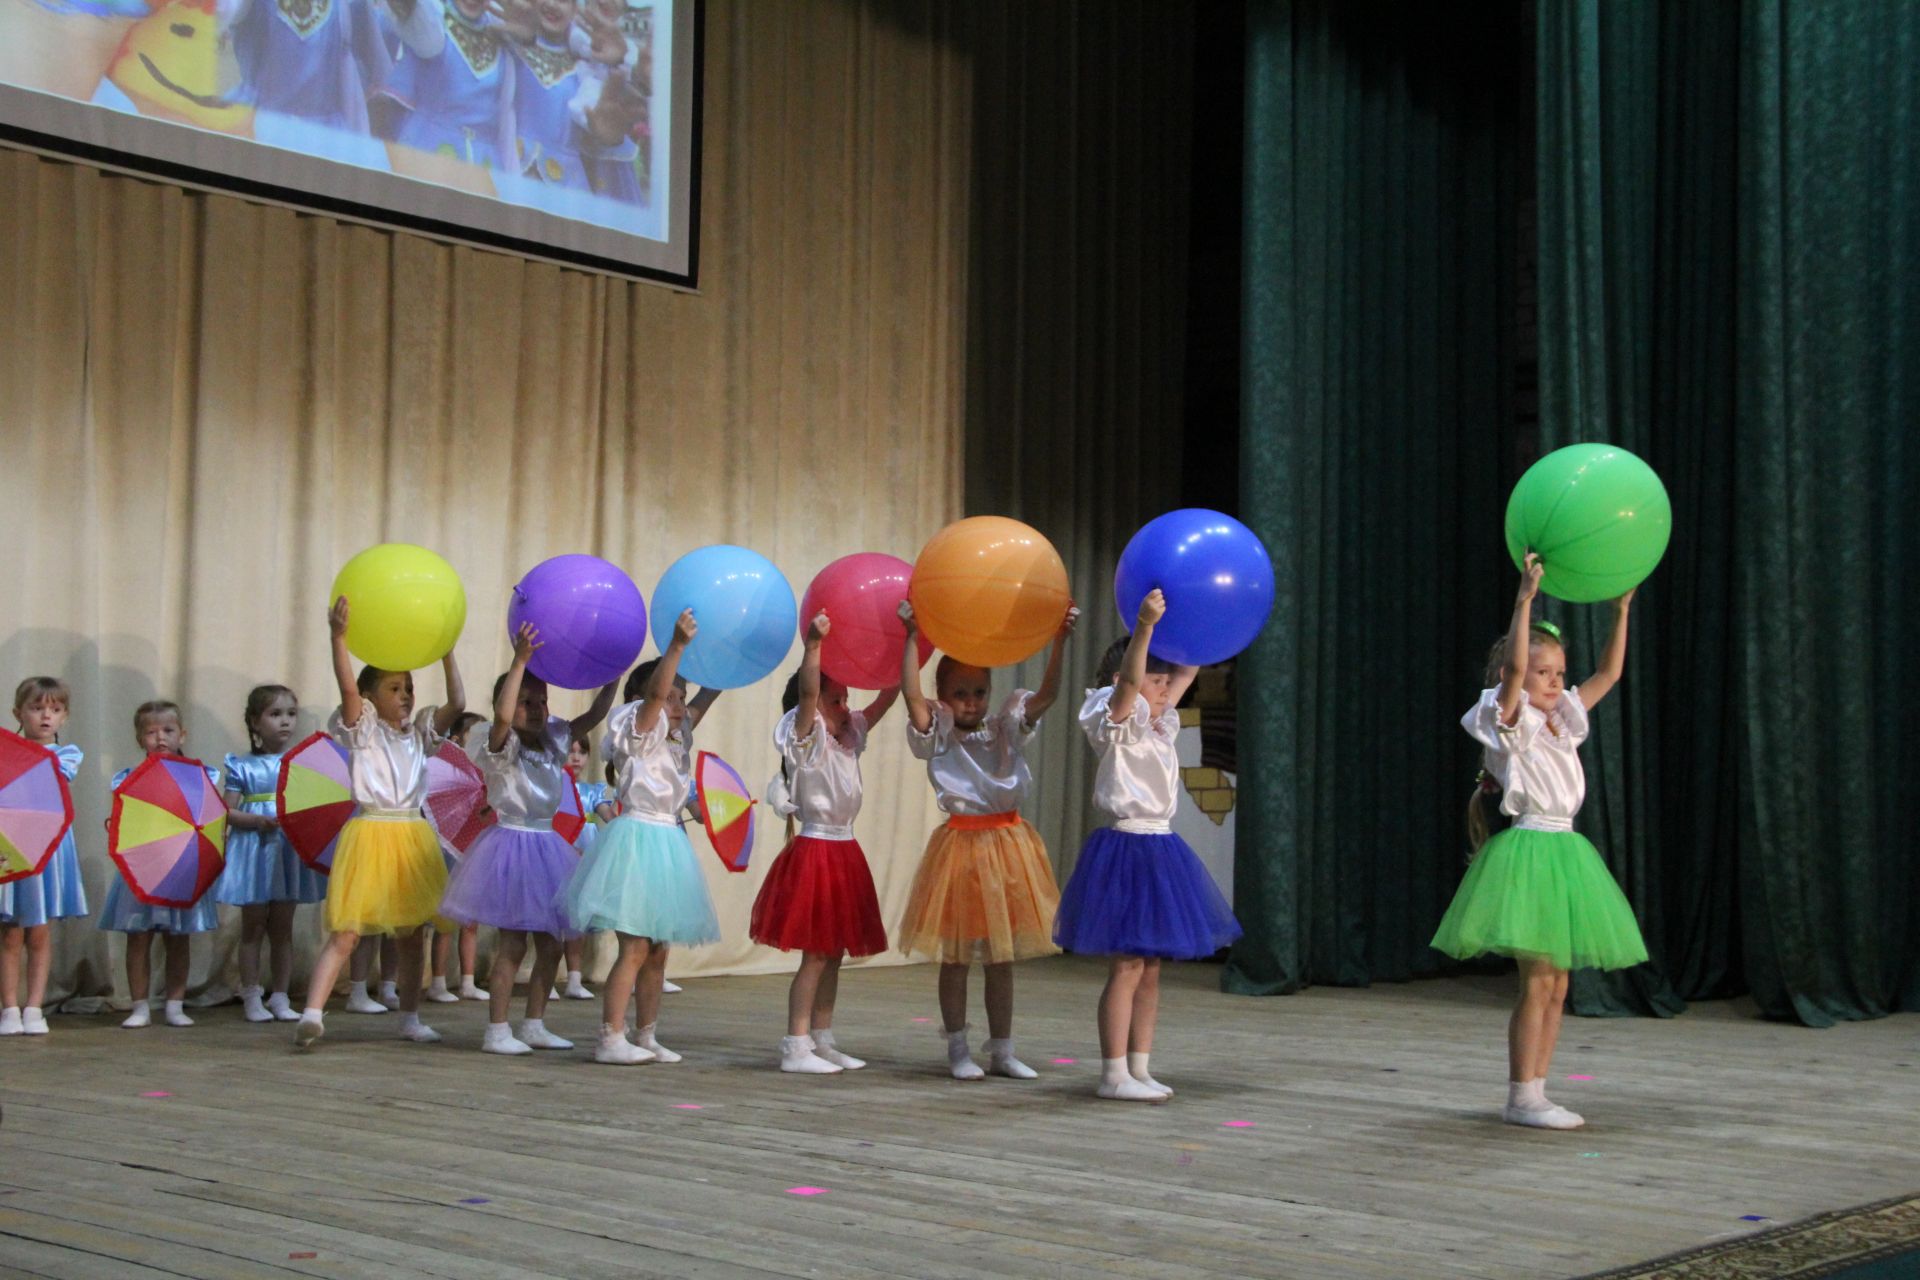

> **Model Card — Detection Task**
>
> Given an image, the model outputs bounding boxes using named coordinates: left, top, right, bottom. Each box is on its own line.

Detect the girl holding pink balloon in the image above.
left=1054, top=590, right=1243, bottom=1102
left=561, top=609, right=722, bottom=1066
left=750, top=612, right=899, bottom=1075
left=441, top=623, right=617, bottom=1055
left=1429, top=552, right=1646, bottom=1130
left=894, top=598, right=1078, bottom=1082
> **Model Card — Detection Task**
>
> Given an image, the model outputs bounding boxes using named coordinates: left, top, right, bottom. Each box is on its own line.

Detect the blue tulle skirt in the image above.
left=0, top=833, right=89, bottom=926
left=213, top=820, right=327, bottom=906
left=559, top=817, right=719, bottom=945
left=1053, top=827, right=1242, bottom=960
left=443, top=824, right=579, bottom=937
left=98, top=877, right=217, bottom=934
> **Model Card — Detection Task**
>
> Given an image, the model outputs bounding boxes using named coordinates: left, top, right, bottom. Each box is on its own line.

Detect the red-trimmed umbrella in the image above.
left=277, top=731, right=354, bottom=874
left=553, top=768, right=586, bottom=846
left=694, top=750, right=755, bottom=873
left=0, top=729, right=75, bottom=886
left=428, top=740, right=491, bottom=853
left=107, top=753, right=226, bottom=907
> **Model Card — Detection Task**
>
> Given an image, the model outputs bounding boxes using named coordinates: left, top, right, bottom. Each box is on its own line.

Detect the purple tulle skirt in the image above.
left=440, top=823, right=579, bottom=937
left=1053, top=827, right=1242, bottom=960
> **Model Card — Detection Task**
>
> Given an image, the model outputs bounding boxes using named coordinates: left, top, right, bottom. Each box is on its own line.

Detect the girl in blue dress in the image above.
left=560, top=731, right=606, bottom=1000
left=99, top=701, right=221, bottom=1030
left=215, top=685, right=325, bottom=1024
left=0, top=678, right=88, bottom=1039
left=380, top=0, right=514, bottom=169
left=494, top=0, right=643, bottom=215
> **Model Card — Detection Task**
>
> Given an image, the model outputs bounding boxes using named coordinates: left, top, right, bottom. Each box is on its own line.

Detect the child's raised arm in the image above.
left=433, top=649, right=467, bottom=738
left=1109, top=590, right=1166, bottom=723
left=897, top=600, right=933, bottom=734
left=489, top=623, right=542, bottom=753
left=634, top=609, right=696, bottom=737
left=330, top=597, right=362, bottom=726
left=1025, top=602, right=1081, bottom=725
left=686, top=686, right=722, bottom=730
left=1575, top=588, right=1635, bottom=711
left=794, top=612, right=828, bottom=737
left=572, top=678, right=620, bottom=741
left=1497, top=553, right=1545, bottom=726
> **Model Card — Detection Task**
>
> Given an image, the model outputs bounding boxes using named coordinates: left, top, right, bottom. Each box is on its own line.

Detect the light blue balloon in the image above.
left=650, top=546, right=797, bottom=689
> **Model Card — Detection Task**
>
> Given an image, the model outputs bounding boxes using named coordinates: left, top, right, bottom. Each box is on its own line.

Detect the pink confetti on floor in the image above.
left=1220, top=1120, right=1254, bottom=1128
left=1566, top=1074, right=1595, bottom=1081
left=140, top=1091, right=171, bottom=1098
left=1050, top=1057, right=1078, bottom=1065
left=910, top=1017, right=931, bottom=1023
left=671, top=1104, right=705, bottom=1110
left=785, top=1186, right=830, bottom=1196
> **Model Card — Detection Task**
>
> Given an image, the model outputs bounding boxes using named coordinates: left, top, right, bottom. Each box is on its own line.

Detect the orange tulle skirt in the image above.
left=896, top=813, right=1060, bottom=963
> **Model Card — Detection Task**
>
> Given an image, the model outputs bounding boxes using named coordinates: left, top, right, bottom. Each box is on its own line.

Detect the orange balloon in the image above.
left=909, top=517, right=1071, bottom=668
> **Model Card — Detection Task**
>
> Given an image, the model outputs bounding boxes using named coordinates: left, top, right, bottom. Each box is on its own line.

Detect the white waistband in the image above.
left=617, top=811, right=680, bottom=829
left=1114, top=818, right=1172, bottom=835
left=496, top=818, right=555, bottom=833
left=800, top=823, right=855, bottom=841
left=1512, top=814, right=1574, bottom=833
left=358, top=809, right=422, bottom=822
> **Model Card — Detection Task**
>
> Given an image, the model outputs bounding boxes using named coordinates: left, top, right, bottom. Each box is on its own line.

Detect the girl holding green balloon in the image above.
left=1429, top=552, right=1648, bottom=1131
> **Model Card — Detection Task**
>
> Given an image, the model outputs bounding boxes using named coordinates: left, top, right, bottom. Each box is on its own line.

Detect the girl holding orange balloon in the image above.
left=894, top=598, right=1077, bottom=1082
left=296, top=596, right=468, bottom=1050
left=750, top=612, right=899, bottom=1075
left=1055, top=590, right=1242, bottom=1102
left=1429, top=552, right=1647, bottom=1130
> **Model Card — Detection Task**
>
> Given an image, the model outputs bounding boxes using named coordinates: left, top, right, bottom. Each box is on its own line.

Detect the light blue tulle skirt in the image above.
left=559, top=817, right=719, bottom=945
left=1054, top=827, right=1242, bottom=960
left=98, top=877, right=217, bottom=934
left=213, top=817, right=327, bottom=906
left=0, top=833, right=89, bottom=926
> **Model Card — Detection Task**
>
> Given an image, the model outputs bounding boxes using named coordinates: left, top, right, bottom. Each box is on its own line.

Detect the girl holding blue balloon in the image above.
left=1054, top=590, right=1243, bottom=1102
left=1430, top=552, right=1647, bottom=1130
left=561, top=609, right=722, bottom=1066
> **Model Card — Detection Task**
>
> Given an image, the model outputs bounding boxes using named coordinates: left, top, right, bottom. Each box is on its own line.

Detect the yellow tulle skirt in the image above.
left=897, top=813, right=1060, bottom=964
left=323, top=816, right=448, bottom=936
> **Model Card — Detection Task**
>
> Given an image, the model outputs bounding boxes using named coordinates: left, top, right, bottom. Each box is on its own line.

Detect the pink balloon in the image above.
left=800, top=553, right=932, bottom=690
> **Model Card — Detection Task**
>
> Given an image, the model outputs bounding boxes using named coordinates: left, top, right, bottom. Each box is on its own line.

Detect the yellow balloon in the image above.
left=909, top=517, right=1071, bottom=668
left=330, top=544, right=467, bottom=671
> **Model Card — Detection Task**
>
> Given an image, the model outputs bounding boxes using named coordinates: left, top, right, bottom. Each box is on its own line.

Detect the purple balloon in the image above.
left=507, top=555, right=647, bottom=690
left=1113, top=510, right=1275, bottom=666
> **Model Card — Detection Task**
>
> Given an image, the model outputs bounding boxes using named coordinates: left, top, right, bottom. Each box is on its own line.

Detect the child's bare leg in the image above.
left=460, top=924, right=480, bottom=984
left=163, top=934, right=191, bottom=1001
left=237, top=904, right=268, bottom=992
left=1, top=925, right=22, bottom=1012
left=432, top=926, right=451, bottom=979
left=981, top=961, right=1035, bottom=1078
left=778, top=951, right=842, bottom=1073
left=306, top=929, right=360, bottom=1014
left=1095, top=955, right=1158, bottom=1101
left=24, top=926, right=52, bottom=1013
left=125, top=931, right=154, bottom=1010
left=634, top=941, right=670, bottom=1031
left=526, top=934, right=562, bottom=1022
left=1504, top=957, right=1581, bottom=1128
left=266, top=902, right=298, bottom=996
left=487, top=930, right=528, bottom=1024
left=937, top=961, right=968, bottom=1032
left=602, top=933, right=648, bottom=1035
left=395, top=929, right=426, bottom=1013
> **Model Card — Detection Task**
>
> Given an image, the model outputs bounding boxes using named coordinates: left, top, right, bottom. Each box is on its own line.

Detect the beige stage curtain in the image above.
left=0, top=0, right=969, bottom=1005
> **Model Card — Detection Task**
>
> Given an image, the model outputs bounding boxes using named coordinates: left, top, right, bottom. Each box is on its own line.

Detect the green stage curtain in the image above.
left=1226, top=0, right=1525, bottom=993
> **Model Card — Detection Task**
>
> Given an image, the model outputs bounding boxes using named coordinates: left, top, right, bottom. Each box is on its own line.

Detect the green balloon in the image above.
left=1504, top=444, right=1672, bottom=603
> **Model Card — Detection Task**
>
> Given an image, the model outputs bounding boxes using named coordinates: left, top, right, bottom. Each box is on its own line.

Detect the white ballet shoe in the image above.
left=398, top=1015, right=441, bottom=1043
left=596, top=1025, right=656, bottom=1065
left=812, top=1028, right=863, bottom=1070
left=779, top=1034, right=842, bottom=1074
left=266, top=992, right=300, bottom=1022
left=0, top=1007, right=22, bottom=1035
left=345, top=983, right=387, bottom=1015
left=1098, top=1058, right=1165, bottom=1102
left=662, top=980, right=682, bottom=994
left=121, top=1002, right=152, bottom=1029
left=20, top=1007, right=50, bottom=1036
left=295, top=1013, right=325, bottom=1048
left=635, top=1023, right=682, bottom=1063
left=377, top=981, right=400, bottom=1010
left=519, top=1019, right=574, bottom=1050
left=425, top=978, right=460, bottom=1004
left=481, top=1022, right=532, bottom=1055
left=947, top=1028, right=984, bottom=1081
left=458, top=980, right=489, bottom=1001
left=241, top=987, right=273, bottom=1023
left=986, top=1037, right=1038, bottom=1080
left=162, top=1001, right=194, bottom=1028
left=1127, top=1050, right=1171, bottom=1095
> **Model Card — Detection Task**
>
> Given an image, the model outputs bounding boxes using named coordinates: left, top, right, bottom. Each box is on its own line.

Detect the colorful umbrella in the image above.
left=553, top=769, right=586, bottom=846
left=277, top=731, right=354, bottom=874
left=694, top=750, right=755, bottom=873
left=428, top=740, right=491, bottom=853
left=107, top=753, right=226, bottom=907
left=0, top=729, right=75, bottom=886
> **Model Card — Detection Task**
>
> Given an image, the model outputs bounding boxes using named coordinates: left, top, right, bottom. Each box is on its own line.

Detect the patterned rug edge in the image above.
left=1576, top=1193, right=1920, bottom=1279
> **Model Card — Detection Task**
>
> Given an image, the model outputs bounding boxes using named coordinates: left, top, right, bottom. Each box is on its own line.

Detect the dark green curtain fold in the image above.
left=1227, top=0, right=1523, bottom=994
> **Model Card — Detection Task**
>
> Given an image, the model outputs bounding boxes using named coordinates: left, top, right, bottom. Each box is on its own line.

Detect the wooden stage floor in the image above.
left=2, top=955, right=1915, bottom=1279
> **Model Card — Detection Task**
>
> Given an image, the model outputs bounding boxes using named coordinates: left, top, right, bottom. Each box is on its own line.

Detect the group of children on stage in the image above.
left=2, top=557, right=1648, bottom=1123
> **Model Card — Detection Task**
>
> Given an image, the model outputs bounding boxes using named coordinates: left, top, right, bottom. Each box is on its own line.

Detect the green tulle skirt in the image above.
left=1430, top=826, right=1648, bottom=972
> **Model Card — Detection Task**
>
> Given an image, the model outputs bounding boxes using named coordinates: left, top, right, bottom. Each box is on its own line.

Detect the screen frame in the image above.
left=0, top=0, right=702, bottom=288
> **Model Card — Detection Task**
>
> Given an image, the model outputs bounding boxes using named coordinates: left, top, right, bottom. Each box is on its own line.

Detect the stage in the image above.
left=1, top=955, right=1914, bottom=1279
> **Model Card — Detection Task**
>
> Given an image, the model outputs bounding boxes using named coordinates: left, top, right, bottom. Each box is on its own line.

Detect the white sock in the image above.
left=595, top=1023, right=655, bottom=1064
left=241, top=987, right=272, bottom=1022
left=346, top=981, right=386, bottom=1013
left=161, top=999, right=193, bottom=1028
left=121, top=1001, right=152, bottom=1029
left=0, top=1006, right=20, bottom=1035
left=519, top=1018, right=574, bottom=1050
left=946, top=1028, right=985, bottom=1081
left=1127, top=1051, right=1171, bottom=1095
left=985, top=1037, right=1038, bottom=1080
left=1097, top=1057, right=1162, bottom=1101
left=295, top=1008, right=325, bottom=1047
left=779, top=1033, right=842, bottom=1075
left=1508, top=1079, right=1546, bottom=1111
left=481, top=1020, right=531, bottom=1055
left=428, top=976, right=449, bottom=995
left=378, top=980, right=399, bottom=1008
left=812, top=1027, right=863, bottom=1070
left=399, top=1012, right=441, bottom=1043
left=266, top=991, right=299, bottom=1021
left=21, top=1006, right=49, bottom=1035
left=568, top=969, right=584, bottom=986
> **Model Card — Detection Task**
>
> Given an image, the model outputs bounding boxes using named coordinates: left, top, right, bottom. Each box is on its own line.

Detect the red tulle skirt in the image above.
left=749, top=835, right=888, bottom=957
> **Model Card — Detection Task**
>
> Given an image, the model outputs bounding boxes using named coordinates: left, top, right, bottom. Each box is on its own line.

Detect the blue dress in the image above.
left=384, top=6, right=515, bottom=167
left=212, top=753, right=327, bottom=906
left=574, top=779, right=609, bottom=852
left=0, top=744, right=89, bottom=927
left=97, top=765, right=222, bottom=934
left=232, top=0, right=394, bottom=169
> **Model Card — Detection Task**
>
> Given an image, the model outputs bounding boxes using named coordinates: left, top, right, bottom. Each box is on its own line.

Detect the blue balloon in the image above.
left=650, top=546, right=797, bottom=690
left=1113, top=510, right=1275, bottom=666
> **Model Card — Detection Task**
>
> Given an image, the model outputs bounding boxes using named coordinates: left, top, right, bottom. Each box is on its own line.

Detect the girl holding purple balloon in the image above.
left=561, top=609, right=722, bottom=1065
left=441, top=623, right=616, bottom=1055
left=1054, top=590, right=1243, bottom=1102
